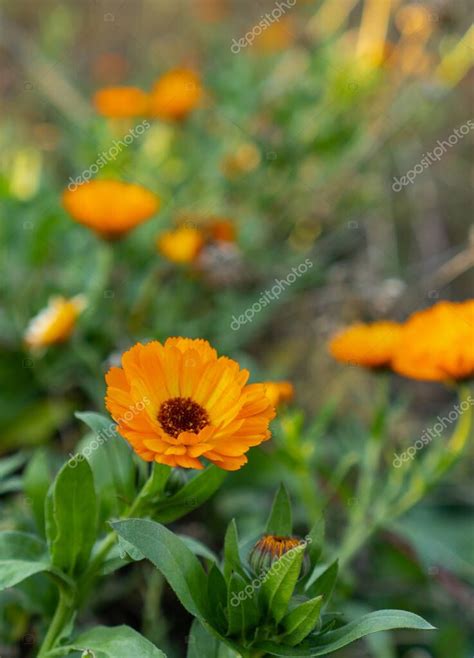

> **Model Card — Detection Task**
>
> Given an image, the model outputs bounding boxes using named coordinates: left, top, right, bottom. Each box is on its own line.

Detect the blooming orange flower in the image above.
left=156, top=226, right=205, bottom=264
left=329, top=321, right=402, bottom=369
left=93, top=86, right=150, bottom=118
left=263, top=381, right=294, bottom=408
left=25, top=295, right=86, bottom=348
left=392, top=300, right=474, bottom=382
left=105, top=338, right=275, bottom=470
left=62, top=180, right=159, bottom=239
left=149, top=69, right=203, bottom=120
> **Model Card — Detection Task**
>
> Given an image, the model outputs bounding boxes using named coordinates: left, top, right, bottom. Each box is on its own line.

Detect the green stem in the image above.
left=37, top=586, right=74, bottom=658
left=339, top=377, right=389, bottom=565
left=339, top=385, right=472, bottom=567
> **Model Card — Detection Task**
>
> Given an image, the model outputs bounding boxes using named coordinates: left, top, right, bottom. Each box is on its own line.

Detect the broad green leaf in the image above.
left=281, top=595, right=323, bottom=646
left=154, top=465, right=227, bottom=523
left=227, top=572, right=260, bottom=636
left=0, top=531, right=49, bottom=590
left=187, top=620, right=240, bottom=658
left=112, top=519, right=207, bottom=619
left=52, top=624, right=166, bottom=657
left=261, top=544, right=305, bottom=623
left=187, top=619, right=220, bottom=658
left=23, top=449, right=52, bottom=535
left=266, top=484, right=292, bottom=536
left=46, top=458, right=98, bottom=576
left=305, top=560, right=338, bottom=605
left=223, top=519, right=245, bottom=581
left=75, top=411, right=136, bottom=521
left=256, top=609, right=434, bottom=656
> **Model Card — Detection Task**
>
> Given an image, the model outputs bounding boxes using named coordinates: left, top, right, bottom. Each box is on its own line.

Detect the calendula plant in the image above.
left=112, top=484, right=433, bottom=658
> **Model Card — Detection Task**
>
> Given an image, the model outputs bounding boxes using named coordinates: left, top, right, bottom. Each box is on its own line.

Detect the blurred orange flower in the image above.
left=62, top=180, right=159, bottom=239
left=157, top=226, right=205, bottom=264
left=105, top=337, right=275, bottom=470
left=93, top=86, right=150, bottom=118
left=263, top=381, right=294, bottom=407
left=329, top=321, right=402, bottom=369
left=25, top=295, right=86, bottom=349
left=392, top=300, right=474, bottom=382
left=149, top=69, right=203, bottom=120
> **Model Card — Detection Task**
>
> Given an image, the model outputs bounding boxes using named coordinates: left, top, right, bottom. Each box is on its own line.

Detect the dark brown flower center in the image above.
left=157, top=396, right=209, bottom=438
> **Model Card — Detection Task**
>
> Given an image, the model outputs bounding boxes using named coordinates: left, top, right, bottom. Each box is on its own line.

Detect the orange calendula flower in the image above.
left=63, top=180, right=159, bottom=239
left=105, top=338, right=276, bottom=470
left=25, top=295, right=86, bottom=348
left=392, top=300, right=474, bottom=382
left=156, top=226, right=205, bottom=264
left=263, top=381, right=294, bottom=408
left=149, top=69, right=203, bottom=121
left=329, top=321, right=402, bottom=369
left=93, top=86, right=150, bottom=118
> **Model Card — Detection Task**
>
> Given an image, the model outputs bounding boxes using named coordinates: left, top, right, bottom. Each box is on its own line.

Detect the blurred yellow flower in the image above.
left=25, top=295, right=86, bottom=349
left=62, top=180, right=159, bottom=239
left=392, top=300, right=474, bottom=382
left=157, top=226, right=205, bottom=264
left=149, top=69, right=203, bottom=120
left=93, top=86, right=150, bottom=118
left=329, top=321, right=402, bottom=369
left=263, top=381, right=294, bottom=408
left=105, top=337, right=275, bottom=470
left=221, top=143, right=261, bottom=179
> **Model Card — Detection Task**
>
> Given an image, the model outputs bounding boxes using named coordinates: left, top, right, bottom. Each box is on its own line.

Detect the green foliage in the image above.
left=0, top=532, right=49, bottom=590
left=45, top=458, right=98, bottom=577
left=51, top=625, right=167, bottom=657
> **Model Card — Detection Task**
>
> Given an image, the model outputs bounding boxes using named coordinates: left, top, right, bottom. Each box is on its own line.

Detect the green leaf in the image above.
left=187, top=619, right=220, bottom=658
left=112, top=519, right=207, bottom=619
left=75, top=411, right=136, bottom=521
left=305, top=560, right=338, bottom=605
left=223, top=519, right=245, bottom=581
left=52, top=624, right=166, bottom=657
left=261, top=544, right=305, bottom=623
left=23, top=449, right=52, bottom=536
left=281, top=595, right=323, bottom=646
left=227, top=572, right=260, bottom=636
left=45, top=458, right=98, bottom=576
left=256, top=609, right=435, bottom=656
left=154, top=465, right=227, bottom=523
left=306, top=517, right=325, bottom=565
left=266, top=484, right=292, bottom=536
left=186, top=620, right=240, bottom=658
left=207, top=563, right=228, bottom=632
left=0, top=531, right=49, bottom=590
